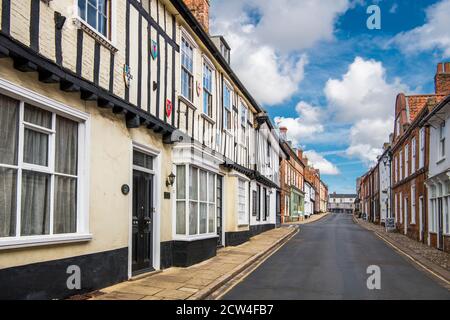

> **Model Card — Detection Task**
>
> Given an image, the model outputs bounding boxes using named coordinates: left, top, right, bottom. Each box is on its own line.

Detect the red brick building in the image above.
left=391, top=65, right=448, bottom=243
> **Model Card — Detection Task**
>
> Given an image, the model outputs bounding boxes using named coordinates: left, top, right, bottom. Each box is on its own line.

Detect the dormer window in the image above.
left=220, top=42, right=230, bottom=64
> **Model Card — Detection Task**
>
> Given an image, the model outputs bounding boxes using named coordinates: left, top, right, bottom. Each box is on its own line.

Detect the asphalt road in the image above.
left=223, top=213, right=450, bottom=300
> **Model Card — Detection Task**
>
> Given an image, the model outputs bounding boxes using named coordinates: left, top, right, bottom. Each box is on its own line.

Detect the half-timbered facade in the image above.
left=0, top=0, right=286, bottom=299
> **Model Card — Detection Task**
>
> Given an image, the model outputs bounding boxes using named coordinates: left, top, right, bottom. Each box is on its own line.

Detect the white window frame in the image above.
left=419, top=127, right=425, bottom=168
left=75, top=0, right=117, bottom=46
left=0, top=78, right=90, bottom=250
left=411, top=136, right=416, bottom=173
left=411, top=185, right=416, bottom=224
left=223, top=81, right=233, bottom=131
left=202, top=55, right=215, bottom=118
left=399, top=150, right=403, bottom=181
left=237, top=178, right=249, bottom=226
left=405, top=144, right=409, bottom=177
left=438, top=121, right=446, bottom=161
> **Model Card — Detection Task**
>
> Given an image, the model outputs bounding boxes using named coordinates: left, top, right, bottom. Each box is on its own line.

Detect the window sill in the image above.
left=201, top=113, right=215, bottom=125
left=172, top=234, right=219, bottom=242
left=178, top=95, right=196, bottom=110
left=73, top=17, right=118, bottom=54
left=0, top=233, right=92, bottom=251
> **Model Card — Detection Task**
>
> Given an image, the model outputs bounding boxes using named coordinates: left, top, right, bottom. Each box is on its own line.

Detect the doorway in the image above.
left=437, top=198, right=444, bottom=250
left=132, top=150, right=155, bottom=275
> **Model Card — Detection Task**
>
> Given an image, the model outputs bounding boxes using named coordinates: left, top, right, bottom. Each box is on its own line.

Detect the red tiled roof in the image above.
left=406, top=94, right=446, bottom=122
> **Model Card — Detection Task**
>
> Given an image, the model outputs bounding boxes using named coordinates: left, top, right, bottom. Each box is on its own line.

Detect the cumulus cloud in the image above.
left=392, top=0, right=450, bottom=57
left=322, top=57, right=409, bottom=164
left=304, top=150, right=340, bottom=175
left=325, top=57, right=407, bottom=123
left=210, top=0, right=351, bottom=105
left=274, top=101, right=324, bottom=145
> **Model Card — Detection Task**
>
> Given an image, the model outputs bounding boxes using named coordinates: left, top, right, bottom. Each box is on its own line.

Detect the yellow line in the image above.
left=373, top=232, right=450, bottom=287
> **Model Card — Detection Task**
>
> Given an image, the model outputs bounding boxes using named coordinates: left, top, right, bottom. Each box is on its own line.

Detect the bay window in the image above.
left=0, top=92, right=87, bottom=243
left=181, top=37, right=194, bottom=101
left=176, top=165, right=217, bottom=237
left=78, top=0, right=111, bottom=38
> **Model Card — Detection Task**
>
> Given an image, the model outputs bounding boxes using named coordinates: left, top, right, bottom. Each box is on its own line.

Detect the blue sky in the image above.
left=210, top=0, right=450, bottom=193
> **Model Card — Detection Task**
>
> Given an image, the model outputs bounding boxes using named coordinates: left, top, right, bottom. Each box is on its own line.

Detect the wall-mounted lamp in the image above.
left=166, top=172, right=176, bottom=187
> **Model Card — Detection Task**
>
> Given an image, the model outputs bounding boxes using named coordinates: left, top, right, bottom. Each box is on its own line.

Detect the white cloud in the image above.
left=346, top=118, right=393, bottom=163
left=274, top=101, right=324, bottom=145
left=210, top=0, right=352, bottom=105
left=392, top=0, right=450, bottom=57
left=321, top=57, right=408, bottom=164
left=325, top=57, right=407, bottom=123
left=304, top=150, right=340, bottom=175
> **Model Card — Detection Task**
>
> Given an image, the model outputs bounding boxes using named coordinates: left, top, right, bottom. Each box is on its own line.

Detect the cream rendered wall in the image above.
left=0, top=58, right=172, bottom=269
left=223, top=173, right=250, bottom=233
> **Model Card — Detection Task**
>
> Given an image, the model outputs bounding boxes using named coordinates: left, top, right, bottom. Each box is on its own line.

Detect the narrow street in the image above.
left=223, top=214, right=450, bottom=300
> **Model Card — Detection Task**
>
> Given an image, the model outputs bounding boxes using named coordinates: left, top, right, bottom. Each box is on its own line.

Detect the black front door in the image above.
left=132, top=170, right=153, bottom=274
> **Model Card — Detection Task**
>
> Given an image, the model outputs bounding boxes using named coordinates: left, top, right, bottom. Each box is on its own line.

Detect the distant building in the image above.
left=328, top=193, right=357, bottom=214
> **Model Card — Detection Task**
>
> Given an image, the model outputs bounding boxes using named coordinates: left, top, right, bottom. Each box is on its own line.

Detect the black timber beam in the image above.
left=38, top=69, right=60, bottom=83
left=0, top=32, right=176, bottom=142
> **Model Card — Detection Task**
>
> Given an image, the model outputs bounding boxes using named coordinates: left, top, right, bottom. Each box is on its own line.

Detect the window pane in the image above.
left=98, top=12, right=106, bottom=36
left=200, top=203, right=207, bottom=234
left=23, top=128, right=49, bottom=166
left=208, top=204, right=215, bottom=233
left=87, top=3, right=97, bottom=28
left=24, top=104, right=52, bottom=129
left=189, top=201, right=198, bottom=235
left=199, top=170, right=207, bottom=201
left=189, top=167, right=198, bottom=200
left=133, top=150, right=153, bottom=170
left=208, top=174, right=215, bottom=202
left=0, top=168, right=17, bottom=237
left=0, top=94, right=19, bottom=165
left=56, top=116, right=78, bottom=175
left=176, top=165, right=186, bottom=199
left=176, top=201, right=186, bottom=235
left=54, top=176, right=77, bottom=234
left=78, top=0, right=86, bottom=20
left=21, top=171, right=50, bottom=236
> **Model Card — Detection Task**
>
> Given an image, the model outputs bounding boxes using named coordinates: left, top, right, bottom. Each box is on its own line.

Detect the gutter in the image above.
left=420, top=94, right=450, bottom=126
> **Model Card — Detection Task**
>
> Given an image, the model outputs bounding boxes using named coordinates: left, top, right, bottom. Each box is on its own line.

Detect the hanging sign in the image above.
left=123, top=64, right=133, bottom=88
left=151, top=40, right=158, bottom=60
left=166, top=99, right=173, bottom=118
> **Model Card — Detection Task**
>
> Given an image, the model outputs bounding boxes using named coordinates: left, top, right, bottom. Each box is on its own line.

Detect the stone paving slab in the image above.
left=91, top=226, right=296, bottom=300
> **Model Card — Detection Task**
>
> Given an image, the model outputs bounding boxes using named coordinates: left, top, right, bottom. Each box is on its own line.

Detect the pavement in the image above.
left=222, top=213, right=450, bottom=300
left=90, top=226, right=297, bottom=300
left=285, top=212, right=329, bottom=225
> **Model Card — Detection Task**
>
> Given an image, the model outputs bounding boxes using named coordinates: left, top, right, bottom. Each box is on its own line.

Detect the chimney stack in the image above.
left=183, top=0, right=210, bottom=33
left=297, top=149, right=303, bottom=160
left=279, top=127, right=288, bottom=141
left=435, top=62, right=450, bottom=95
